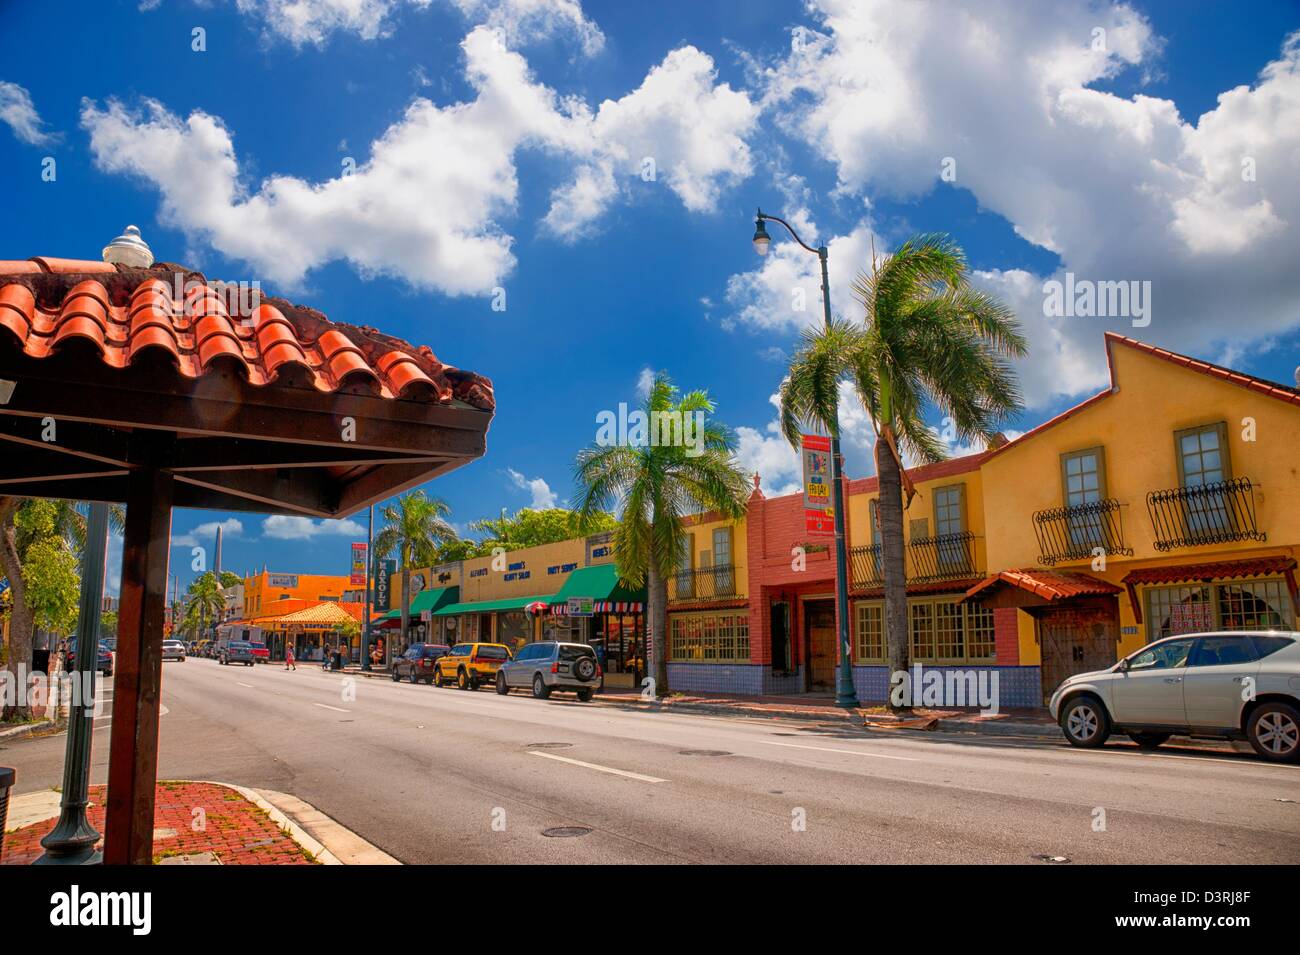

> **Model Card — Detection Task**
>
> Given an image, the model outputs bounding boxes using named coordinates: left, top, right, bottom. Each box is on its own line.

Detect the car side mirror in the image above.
left=1118, top=658, right=1130, bottom=672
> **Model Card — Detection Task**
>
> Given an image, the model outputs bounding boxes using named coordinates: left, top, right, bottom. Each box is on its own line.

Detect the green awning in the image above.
left=378, top=585, right=458, bottom=621
left=431, top=593, right=556, bottom=617
left=551, top=564, right=645, bottom=605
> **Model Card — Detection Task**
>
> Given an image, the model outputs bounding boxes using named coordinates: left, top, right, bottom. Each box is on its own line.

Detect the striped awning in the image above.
left=549, top=600, right=643, bottom=615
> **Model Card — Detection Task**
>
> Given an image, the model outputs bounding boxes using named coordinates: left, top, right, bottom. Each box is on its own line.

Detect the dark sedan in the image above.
left=218, top=641, right=256, bottom=666
left=391, top=643, right=451, bottom=684
left=64, top=640, right=113, bottom=676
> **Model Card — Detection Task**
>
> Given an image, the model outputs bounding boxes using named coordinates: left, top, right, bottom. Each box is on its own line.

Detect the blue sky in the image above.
left=2, top=0, right=1298, bottom=592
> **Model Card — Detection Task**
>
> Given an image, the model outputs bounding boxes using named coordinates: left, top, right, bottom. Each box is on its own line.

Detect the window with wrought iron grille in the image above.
left=1145, top=578, right=1295, bottom=638
left=669, top=612, right=749, bottom=662
left=854, top=601, right=884, bottom=662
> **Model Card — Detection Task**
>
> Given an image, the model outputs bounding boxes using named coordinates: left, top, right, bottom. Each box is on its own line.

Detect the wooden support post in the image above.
left=103, top=435, right=174, bottom=865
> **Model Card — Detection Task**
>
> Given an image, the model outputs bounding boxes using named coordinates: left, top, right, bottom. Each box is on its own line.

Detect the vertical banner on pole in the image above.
left=350, top=542, right=368, bottom=587
left=802, top=434, right=835, bottom=537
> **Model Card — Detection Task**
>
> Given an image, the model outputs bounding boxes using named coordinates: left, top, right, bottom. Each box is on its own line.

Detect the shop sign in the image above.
left=373, top=558, right=396, bottom=612
left=567, top=597, right=594, bottom=617
left=350, top=542, right=368, bottom=586
left=268, top=574, right=298, bottom=588
left=802, top=434, right=835, bottom=537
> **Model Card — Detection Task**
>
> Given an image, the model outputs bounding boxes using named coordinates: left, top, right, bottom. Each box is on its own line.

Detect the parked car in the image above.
left=433, top=642, right=511, bottom=690
left=496, top=641, right=601, bottom=702
left=64, top=640, right=114, bottom=676
left=1050, top=630, right=1300, bottom=763
left=218, top=641, right=256, bottom=667
left=392, top=643, right=451, bottom=684
left=162, top=640, right=187, bottom=662
left=249, top=643, right=270, bottom=664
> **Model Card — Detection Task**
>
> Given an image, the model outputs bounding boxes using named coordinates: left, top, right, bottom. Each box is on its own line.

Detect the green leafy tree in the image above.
left=374, top=491, right=458, bottom=666
left=470, top=507, right=616, bottom=552
left=184, top=572, right=226, bottom=642
left=779, top=234, right=1026, bottom=710
left=574, top=374, right=751, bottom=697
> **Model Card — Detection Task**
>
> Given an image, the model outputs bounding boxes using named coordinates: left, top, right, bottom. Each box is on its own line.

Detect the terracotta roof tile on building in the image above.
left=0, top=258, right=494, bottom=410
left=276, top=602, right=360, bottom=626
left=1121, top=556, right=1297, bottom=587
left=965, top=569, right=1121, bottom=602
left=1106, top=333, right=1300, bottom=408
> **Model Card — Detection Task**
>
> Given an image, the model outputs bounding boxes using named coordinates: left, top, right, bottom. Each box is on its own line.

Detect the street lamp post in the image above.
left=752, top=208, right=859, bottom=708
left=36, top=502, right=109, bottom=864
left=362, top=504, right=373, bottom=672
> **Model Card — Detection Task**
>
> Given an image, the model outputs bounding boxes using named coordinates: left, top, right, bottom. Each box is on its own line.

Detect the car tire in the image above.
left=457, top=668, right=469, bottom=691
left=434, top=667, right=446, bottom=687
left=576, top=688, right=593, bottom=703
left=574, top=657, right=597, bottom=682
left=1129, top=731, right=1170, bottom=750
left=391, top=669, right=400, bottom=682
left=532, top=674, right=550, bottom=700
left=1060, top=694, right=1110, bottom=748
left=496, top=673, right=509, bottom=695
left=1246, top=702, right=1300, bottom=763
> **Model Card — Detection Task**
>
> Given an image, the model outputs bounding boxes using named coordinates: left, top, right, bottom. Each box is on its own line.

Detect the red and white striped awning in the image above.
left=548, top=601, right=643, bottom=615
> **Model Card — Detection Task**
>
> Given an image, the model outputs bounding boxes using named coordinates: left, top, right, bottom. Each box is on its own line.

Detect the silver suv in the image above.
left=1050, top=631, right=1300, bottom=762
left=496, top=641, right=601, bottom=702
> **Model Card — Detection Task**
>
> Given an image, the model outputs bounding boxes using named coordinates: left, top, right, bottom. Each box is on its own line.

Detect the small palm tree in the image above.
left=574, top=374, right=752, bottom=697
left=780, top=234, right=1026, bottom=710
left=184, top=572, right=226, bottom=644
left=373, top=491, right=457, bottom=667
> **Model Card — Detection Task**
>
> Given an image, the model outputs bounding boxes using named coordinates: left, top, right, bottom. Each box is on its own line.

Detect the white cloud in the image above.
left=261, top=515, right=367, bottom=539
left=635, top=366, right=655, bottom=399
left=544, top=46, right=758, bottom=238
left=733, top=2, right=1300, bottom=408
left=233, top=0, right=428, bottom=46
left=82, top=29, right=755, bottom=295
left=507, top=468, right=558, bottom=508
left=170, top=518, right=245, bottom=549
left=0, top=80, right=57, bottom=146
left=451, top=0, right=604, bottom=56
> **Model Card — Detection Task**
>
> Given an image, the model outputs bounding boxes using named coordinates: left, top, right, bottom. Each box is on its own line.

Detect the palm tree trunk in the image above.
left=1, top=501, right=35, bottom=722
left=647, top=562, right=668, bottom=698
left=876, top=434, right=911, bottom=712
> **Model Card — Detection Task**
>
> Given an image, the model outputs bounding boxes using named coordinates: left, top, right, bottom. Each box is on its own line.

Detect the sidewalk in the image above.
left=2, top=780, right=399, bottom=865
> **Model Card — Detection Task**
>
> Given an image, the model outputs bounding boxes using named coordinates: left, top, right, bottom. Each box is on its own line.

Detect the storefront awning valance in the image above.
left=377, top=585, right=459, bottom=621
left=550, top=564, right=646, bottom=611
left=1121, top=556, right=1298, bottom=624
left=432, top=593, right=558, bottom=617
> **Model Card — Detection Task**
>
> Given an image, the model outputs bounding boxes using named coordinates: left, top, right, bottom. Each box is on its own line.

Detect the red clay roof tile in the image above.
left=1121, top=556, right=1296, bottom=586
left=965, top=569, right=1121, bottom=602
left=0, top=260, right=494, bottom=410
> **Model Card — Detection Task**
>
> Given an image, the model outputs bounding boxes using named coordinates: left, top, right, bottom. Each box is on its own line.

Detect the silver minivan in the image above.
left=496, top=641, right=601, bottom=701
left=1050, top=630, right=1300, bottom=762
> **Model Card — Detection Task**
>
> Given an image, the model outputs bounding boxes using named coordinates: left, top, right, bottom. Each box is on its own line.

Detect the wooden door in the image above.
left=1038, top=599, right=1119, bottom=705
left=806, top=601, right=837, bottom=689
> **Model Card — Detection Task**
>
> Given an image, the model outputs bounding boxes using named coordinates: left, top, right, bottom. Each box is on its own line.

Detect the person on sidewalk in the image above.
left=285, top=644, right=296, bottom=671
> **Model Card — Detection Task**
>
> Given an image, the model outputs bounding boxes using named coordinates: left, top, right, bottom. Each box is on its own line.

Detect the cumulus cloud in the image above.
left=262, top=515, right=367, bottom=539
left=171, top=517, right=245, bottom=549
left=0, top=80, right=58, bottom=146
left=81, top=30, right=755, bottom=294
left=450, top=0, right=604, bottom=56
left=507, top=468, right=558, bottom=508
left=728, top=1, right=1300, bottom=408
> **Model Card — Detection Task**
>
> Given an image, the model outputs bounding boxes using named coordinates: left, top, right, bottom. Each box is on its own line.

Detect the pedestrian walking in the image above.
left=285, top=644, right=296, bottom=670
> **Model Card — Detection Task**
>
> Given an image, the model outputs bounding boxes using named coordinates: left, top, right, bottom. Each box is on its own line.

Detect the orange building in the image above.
left=241, top=571, right=353, bottom=618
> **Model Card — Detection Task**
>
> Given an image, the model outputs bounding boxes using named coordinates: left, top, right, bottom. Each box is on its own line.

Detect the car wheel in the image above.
left=532, top=674, right=550, bottom=700
left=574, top=657, right=597, bottom=682
left=457, top=668, right=469, bottom=691
left=1060, top=694, right=1110, bottom=748
left=496, top=673, right=510, bottom=695
left=1129, top=731, right=1170, bottom=750
left=434, top=667, right=445, bottom=687
left=576, top=688, right=593, bottom=703
left=1247, top=702, right=1300, bottom=763
left=391, top=669, right=400, bottom=682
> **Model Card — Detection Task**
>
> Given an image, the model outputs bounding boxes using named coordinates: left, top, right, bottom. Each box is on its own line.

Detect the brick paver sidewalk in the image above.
left=3, top=781, right=317, bottom=865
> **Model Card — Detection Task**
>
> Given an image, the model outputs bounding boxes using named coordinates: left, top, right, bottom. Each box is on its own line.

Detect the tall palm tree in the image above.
left=373, top=491, right=457, bottom=667
left=780, top=234, right=1026, bottom=710
left=184, top=572, right=226, bottom=644
left=574, top=374, right=751, bottom=697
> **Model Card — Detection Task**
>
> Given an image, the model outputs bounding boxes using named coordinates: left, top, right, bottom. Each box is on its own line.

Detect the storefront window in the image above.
left=1148, top=578, right=1294, bottom=637
left=669, top=612, right=749, bottom=662
left=498, top=611, right=529, bottom=652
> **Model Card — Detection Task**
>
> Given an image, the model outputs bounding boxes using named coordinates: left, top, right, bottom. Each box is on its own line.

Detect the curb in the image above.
left=191, top=780, right=341, bottom=865
left=0, top=719, right=57, bottom=742
left=934, top=718, right=1059, bottom=738
left=591, top=696, right=860, bottom=725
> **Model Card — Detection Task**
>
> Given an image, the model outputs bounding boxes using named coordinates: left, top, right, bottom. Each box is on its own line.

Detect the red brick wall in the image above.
left=993, top=607, right=1020, bottom=665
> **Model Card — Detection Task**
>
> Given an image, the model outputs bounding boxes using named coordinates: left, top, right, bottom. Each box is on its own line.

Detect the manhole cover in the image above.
left=528, top=742, right=573, bottom=749
left=678, top=749, right=732, bottom=756
left=1032, top=854, right=1071, bottom=864
left=542, top=826, right=591, bottom=838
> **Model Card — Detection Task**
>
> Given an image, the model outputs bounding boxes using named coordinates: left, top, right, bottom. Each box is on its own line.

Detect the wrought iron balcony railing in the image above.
left=850, top=532, right=981, bottom=589
left=1032, top=498, right=1133, bottom=565
left=668, top=564, right=739, bottom=602
left=1146, top=477, right=1265, bottom=551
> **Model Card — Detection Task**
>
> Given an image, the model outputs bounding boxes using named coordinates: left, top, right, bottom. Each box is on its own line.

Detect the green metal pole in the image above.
left=35, top=502, right=109, bottom=864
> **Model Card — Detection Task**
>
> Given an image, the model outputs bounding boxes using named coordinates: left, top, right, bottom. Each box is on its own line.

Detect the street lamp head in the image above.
left=752, top=216, right=771, bottom=256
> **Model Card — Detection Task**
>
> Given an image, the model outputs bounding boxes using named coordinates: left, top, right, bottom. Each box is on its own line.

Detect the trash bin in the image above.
left=0, top=767, right=14, bottom=863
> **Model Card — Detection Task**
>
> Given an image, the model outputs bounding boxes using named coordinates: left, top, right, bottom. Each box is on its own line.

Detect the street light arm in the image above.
left=757, top=209, right=823, bottom=256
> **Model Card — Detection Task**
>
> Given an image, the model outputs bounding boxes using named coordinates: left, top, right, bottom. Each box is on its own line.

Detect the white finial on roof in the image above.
left=102, top=224, right=154, bottom=267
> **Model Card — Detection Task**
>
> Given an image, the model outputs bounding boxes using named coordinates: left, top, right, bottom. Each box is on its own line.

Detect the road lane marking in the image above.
left=313, top=703, right=350, bottom=713
left=758, top=740, right=918, bottom=761
left=527, top=750, right=666, bottom=783
left=237, top=682, right=254, bottom=688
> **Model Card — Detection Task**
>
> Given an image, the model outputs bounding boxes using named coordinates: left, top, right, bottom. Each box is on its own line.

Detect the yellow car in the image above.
left=433, top=642, right=512, bottom=690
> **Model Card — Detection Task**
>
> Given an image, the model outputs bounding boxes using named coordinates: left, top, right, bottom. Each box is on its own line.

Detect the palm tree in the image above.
left=373, top=491, right=457, bottom=667
left=574, top=374, right=752, bottom=697
left=779, top=234, right=1026, bottom=710
left=184, top=572, right=226, bottom=645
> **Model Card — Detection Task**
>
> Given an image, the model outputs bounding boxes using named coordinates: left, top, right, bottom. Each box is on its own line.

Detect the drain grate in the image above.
left=527, top=742, right=573, bottom=749
left=542, top=826, right=592, bottom=838
left=1032, top=854, right=1071, bottom=864
left=678, top=749, right=732, bottom=756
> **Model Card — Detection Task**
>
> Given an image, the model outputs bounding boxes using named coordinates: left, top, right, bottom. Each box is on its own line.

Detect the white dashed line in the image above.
left=313, top=703, right=350, bottom=713
left=528, top=750, right=666, bottom=783
left=758, top=740, right=918, bottom=761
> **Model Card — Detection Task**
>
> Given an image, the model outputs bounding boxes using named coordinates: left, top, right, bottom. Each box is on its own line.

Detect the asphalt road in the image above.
left=5, top=657, right=1299, bottom=864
